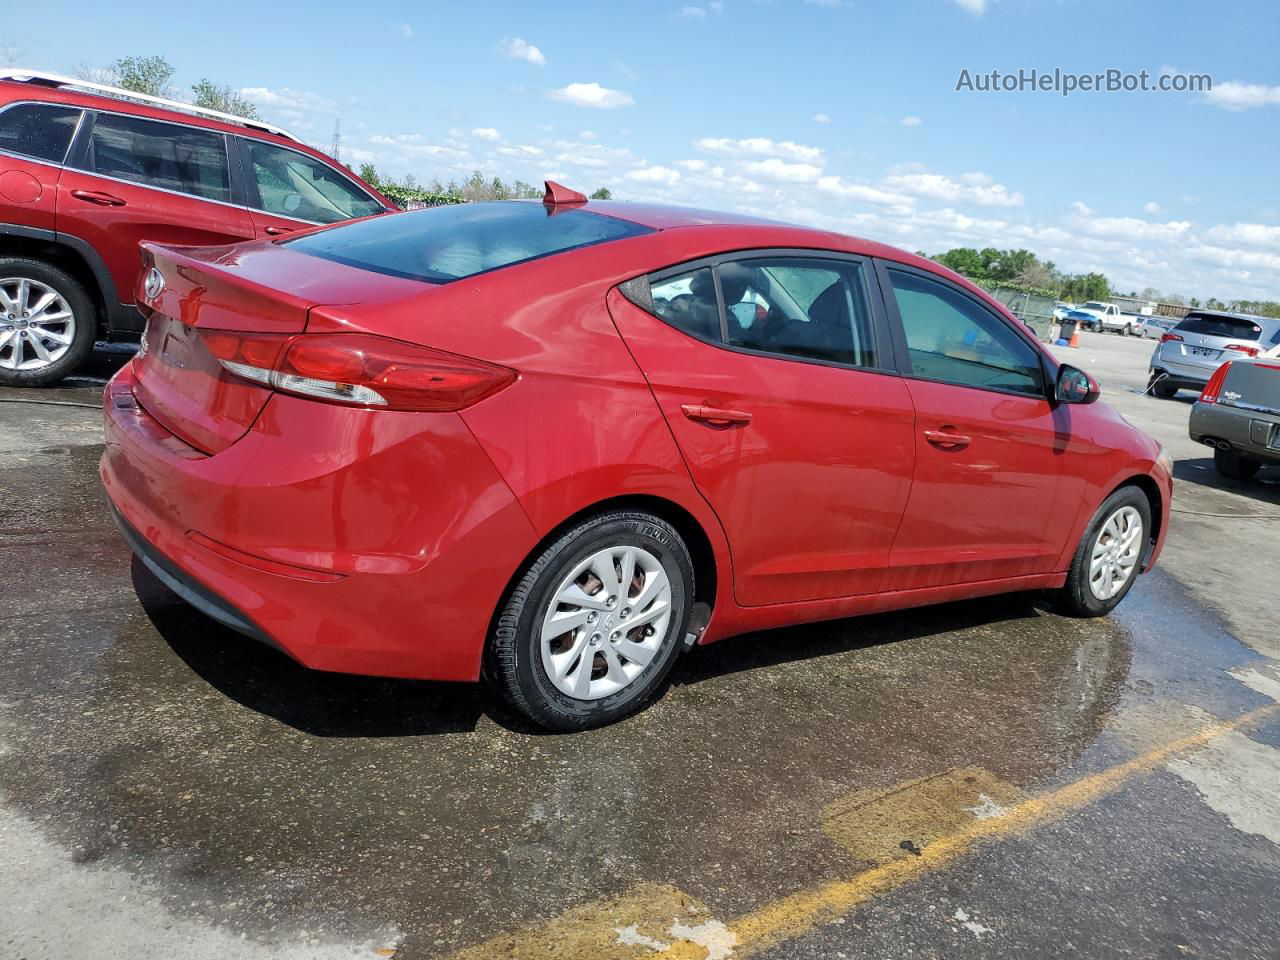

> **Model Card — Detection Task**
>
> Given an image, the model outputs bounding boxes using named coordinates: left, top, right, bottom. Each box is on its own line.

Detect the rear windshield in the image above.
left=285, top=201, right=652, bottom=283
left=1175, top=313, right=1263, bottom=341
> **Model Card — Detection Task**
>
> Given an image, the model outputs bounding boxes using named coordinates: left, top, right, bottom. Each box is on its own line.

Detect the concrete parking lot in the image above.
left=2, top=332, right=1279, bottom=960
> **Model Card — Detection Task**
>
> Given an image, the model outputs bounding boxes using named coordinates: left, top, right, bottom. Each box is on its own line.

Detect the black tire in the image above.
left=1055, top=486, right=1152, bottom=618
left=1122, top=324, right=1133, bottom=337
left=1149, top=373, right=1177, bottom=399
left=1214, top=447, right=1261, bottom=482
left=488, top=510, right=694, bottom=731
left=0, top=258, right=96, bottom=386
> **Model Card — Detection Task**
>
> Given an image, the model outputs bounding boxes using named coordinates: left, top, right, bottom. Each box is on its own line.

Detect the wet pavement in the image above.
left=2, top=334, right=1279, bottom=959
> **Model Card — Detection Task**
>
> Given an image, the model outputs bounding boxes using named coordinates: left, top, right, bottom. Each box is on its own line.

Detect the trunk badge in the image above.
left=144, top=268, right=165, bottom=300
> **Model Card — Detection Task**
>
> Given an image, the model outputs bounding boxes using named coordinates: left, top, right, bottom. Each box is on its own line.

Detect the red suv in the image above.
left=101, top=187, right=1173, bottom=730
left=0, top=69, right=395, bottom=386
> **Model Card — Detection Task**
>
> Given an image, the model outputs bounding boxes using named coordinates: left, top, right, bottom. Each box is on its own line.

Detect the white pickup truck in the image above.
left=1072, top=301, right=1139, bottom=335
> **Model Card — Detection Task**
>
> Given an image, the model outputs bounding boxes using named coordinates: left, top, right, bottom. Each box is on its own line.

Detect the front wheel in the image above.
left=1055, top=487, right=1151, bottom=617
left=0, top=258, right=96, bottom=386
left=488, top=511, right=694, bottom=730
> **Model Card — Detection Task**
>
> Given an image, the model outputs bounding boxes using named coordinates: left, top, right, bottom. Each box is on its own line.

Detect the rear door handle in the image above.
left=263, top=225, right=294, bottom=235
left=924, top=429, right=971, bottom=450
left=681, top=404, right=752, bottom=426
left=70, top=189, right=126, bottom=206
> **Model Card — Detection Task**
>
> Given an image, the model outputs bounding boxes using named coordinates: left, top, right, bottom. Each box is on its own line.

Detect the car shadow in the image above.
left=134, top=558, right=1054, bottom=738
left=673, top=590, right=1048, bottom=686
left=1172, top=457, right=1280, bottom=508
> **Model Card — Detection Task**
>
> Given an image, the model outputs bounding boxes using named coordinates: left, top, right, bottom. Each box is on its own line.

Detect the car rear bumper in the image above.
left=1189, top=400, right=1280, bottom=464
left=1150, top=352, right=1216, bottom=387
left=100, top=360, right=539, bottom=682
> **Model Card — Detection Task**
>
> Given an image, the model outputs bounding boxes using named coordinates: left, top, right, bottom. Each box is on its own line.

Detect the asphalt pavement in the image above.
left=1, top=331, right=1278, bottom=960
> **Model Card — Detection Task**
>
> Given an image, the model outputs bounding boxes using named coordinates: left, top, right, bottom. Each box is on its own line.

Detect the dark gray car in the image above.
left=1149, top=311, right=1280, bottom=398
left=1189, top=357, right=1280, bottom=480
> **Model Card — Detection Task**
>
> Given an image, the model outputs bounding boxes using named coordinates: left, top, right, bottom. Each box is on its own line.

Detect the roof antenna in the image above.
left=543, top=180, right=587, bottom=205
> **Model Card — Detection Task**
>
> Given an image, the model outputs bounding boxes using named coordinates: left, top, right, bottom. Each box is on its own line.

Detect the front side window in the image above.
left=288, top=201, right=651, bottom=282
left=888, top=268, right=1044, bottom=396
left=87, top=114, right=230, bottom=202
left=0, top=104, right=82, bottom=163
left=721, top=258, right=876, bottom=367
left=244, top=140, right=384, bottom=224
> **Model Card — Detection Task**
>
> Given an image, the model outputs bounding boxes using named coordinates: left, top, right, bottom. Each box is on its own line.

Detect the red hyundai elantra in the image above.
left=101, top=183, right=1171, bottom=730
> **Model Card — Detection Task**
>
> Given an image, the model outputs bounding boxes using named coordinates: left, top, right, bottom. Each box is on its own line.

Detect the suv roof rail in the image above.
left=0, top=68, right=300, bottom=141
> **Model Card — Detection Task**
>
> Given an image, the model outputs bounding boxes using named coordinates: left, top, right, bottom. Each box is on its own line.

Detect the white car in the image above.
left=1074, top=301, right=1136, bottom=335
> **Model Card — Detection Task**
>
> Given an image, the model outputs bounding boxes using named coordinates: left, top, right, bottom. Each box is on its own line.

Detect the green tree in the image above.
left=934, top=247, right=988, bottom=280
left=590, top=187, right=612, bottom=200
left=191, top=79, right=259, bottom=119
left=113, top=55, right=174, bottom=96
left=358, top=163, right=381, bottom=187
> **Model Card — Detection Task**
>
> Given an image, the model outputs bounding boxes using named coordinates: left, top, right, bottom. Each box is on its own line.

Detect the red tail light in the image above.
left=1224, top=343, right=1260, bottom=357
left=1159, top=333, right=1183, bottom=344
left=1199, top=362, right=1231, bottom=404
left=200, top=330, right=516, bottom=412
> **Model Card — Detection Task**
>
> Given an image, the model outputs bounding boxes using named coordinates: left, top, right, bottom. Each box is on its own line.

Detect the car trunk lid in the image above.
left=131, top=239, right=423, bottom=453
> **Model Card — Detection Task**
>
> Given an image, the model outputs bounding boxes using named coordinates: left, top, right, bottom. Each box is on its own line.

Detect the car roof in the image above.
left=1180, top=309, right=1280, bottom=328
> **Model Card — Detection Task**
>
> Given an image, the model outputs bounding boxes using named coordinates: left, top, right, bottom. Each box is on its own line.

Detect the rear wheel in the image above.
left=0, top=258, right=95, bottom=386
left=1148, top=373, right=1177, bottom=399
left=488, top=510, right=694, bottom=730
left=1122, top=324, right=1133, bottom=337
left=1056, top=487, right=1151, bottom=617
left=1214, top=447, right=1261, bottom=481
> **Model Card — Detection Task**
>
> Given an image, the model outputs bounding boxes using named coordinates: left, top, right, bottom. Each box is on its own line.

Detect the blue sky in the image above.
left=6, top=0, right=1280, bottom=300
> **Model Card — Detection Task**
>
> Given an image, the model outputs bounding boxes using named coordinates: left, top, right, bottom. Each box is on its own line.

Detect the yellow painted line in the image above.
left=700, top=703, right=1280, bottom=959
left=446, top=703, right=1279, bottom=960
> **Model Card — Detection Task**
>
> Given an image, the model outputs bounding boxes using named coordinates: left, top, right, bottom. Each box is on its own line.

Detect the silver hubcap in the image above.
left=540, top=545, right=673, bottom=701
left=0, top=277, right=76, bottom=371
left=1088, top=505, right=1144, bottom=601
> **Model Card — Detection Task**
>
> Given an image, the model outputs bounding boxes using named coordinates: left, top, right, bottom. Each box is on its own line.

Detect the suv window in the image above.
left=888, top=268, right=1044, bottom=396
left=86, top=114, right=230, bottom=203
left=0, top=104, right=82, bottom=163
left=287, top=201, right=651, bottom=282
left=722, top=258, right=876, bottom=367
left=1175, top=313, right=1263, bottom=341
left=244, top=140, right=384, bottom=224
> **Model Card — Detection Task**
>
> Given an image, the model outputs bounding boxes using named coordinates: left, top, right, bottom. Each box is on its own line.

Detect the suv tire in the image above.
left=1148, top=373, right=1177, bottom=399
left=1214, top=447, right=1261, bottom=482
left=0, top=258, right=96, bottom=386
left=488, top=510, right=694, bottom=731
left=1055, top=486, right=1152, bottom=618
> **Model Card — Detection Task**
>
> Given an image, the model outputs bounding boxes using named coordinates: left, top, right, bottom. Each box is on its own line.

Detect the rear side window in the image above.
left=1175, top=313, right=1263, bottom=341
left=244, top=139, right=384, bottom=224
left=86, top=114, right=230, bottom=203
left=722, top=258, right=876, bottom=367
left=287, top=201, right=652, bottom=283
left=651, top=268, right=721, bottom=342
left=0, top=104, right=82, bottom=163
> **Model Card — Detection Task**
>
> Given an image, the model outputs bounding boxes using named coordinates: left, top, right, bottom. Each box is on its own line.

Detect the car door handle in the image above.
left=263, top=225, right=294, bottom=235
left=70, top=189, right=126, bottom=206
left=924, top=429, right=971, bottom=450
left=681, top=404, right=752, bottom=427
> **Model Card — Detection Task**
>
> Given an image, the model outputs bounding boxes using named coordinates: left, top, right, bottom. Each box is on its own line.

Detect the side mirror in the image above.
left=1055, top=364, right=1100, bottom=404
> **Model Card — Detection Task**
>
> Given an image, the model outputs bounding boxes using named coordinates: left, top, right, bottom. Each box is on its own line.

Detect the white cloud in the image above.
left=239, top=86, right=334, bottom=113
left=812, top=112, right=831, bottom=124
left=882, top=170, right=1024, bottom=207
left=549, top=82, right=635, bottom=109
left=900, top=115, right=923, bottom=126
left=1203, top=80, right=1280, bottom=111
left=579, top=130, right=598, bottom=140
left=1143, top=201, right=1161, bottom=214
left=679, top=5, right=707, bottom=17
left=804, top=0, right=841, bottom=6
left=1201, top=222, right=1280, bottom=249
left=952, top=0, right=989, bottom=13
left=627, top=166, right=682, bottom=187
left=743, top=157, right=823, bottom=182
left=395, top=23, right=413, bottom=39
left=498, top=37, right=546, bottom=67
left=816, top=176, right=914, bottom=211
left=471, top=127, right=501, bottom=141
left=497, top=144, right=544, bottom=157
left=709, top=0, right=725, bottom=11
left=695, top=136, right=824, bottom=164
left=1071, top=201, right=1094, bottom=216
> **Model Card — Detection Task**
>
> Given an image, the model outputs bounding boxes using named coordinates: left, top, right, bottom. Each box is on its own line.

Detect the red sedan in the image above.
left=101, top=183, right=1172, bottom=730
